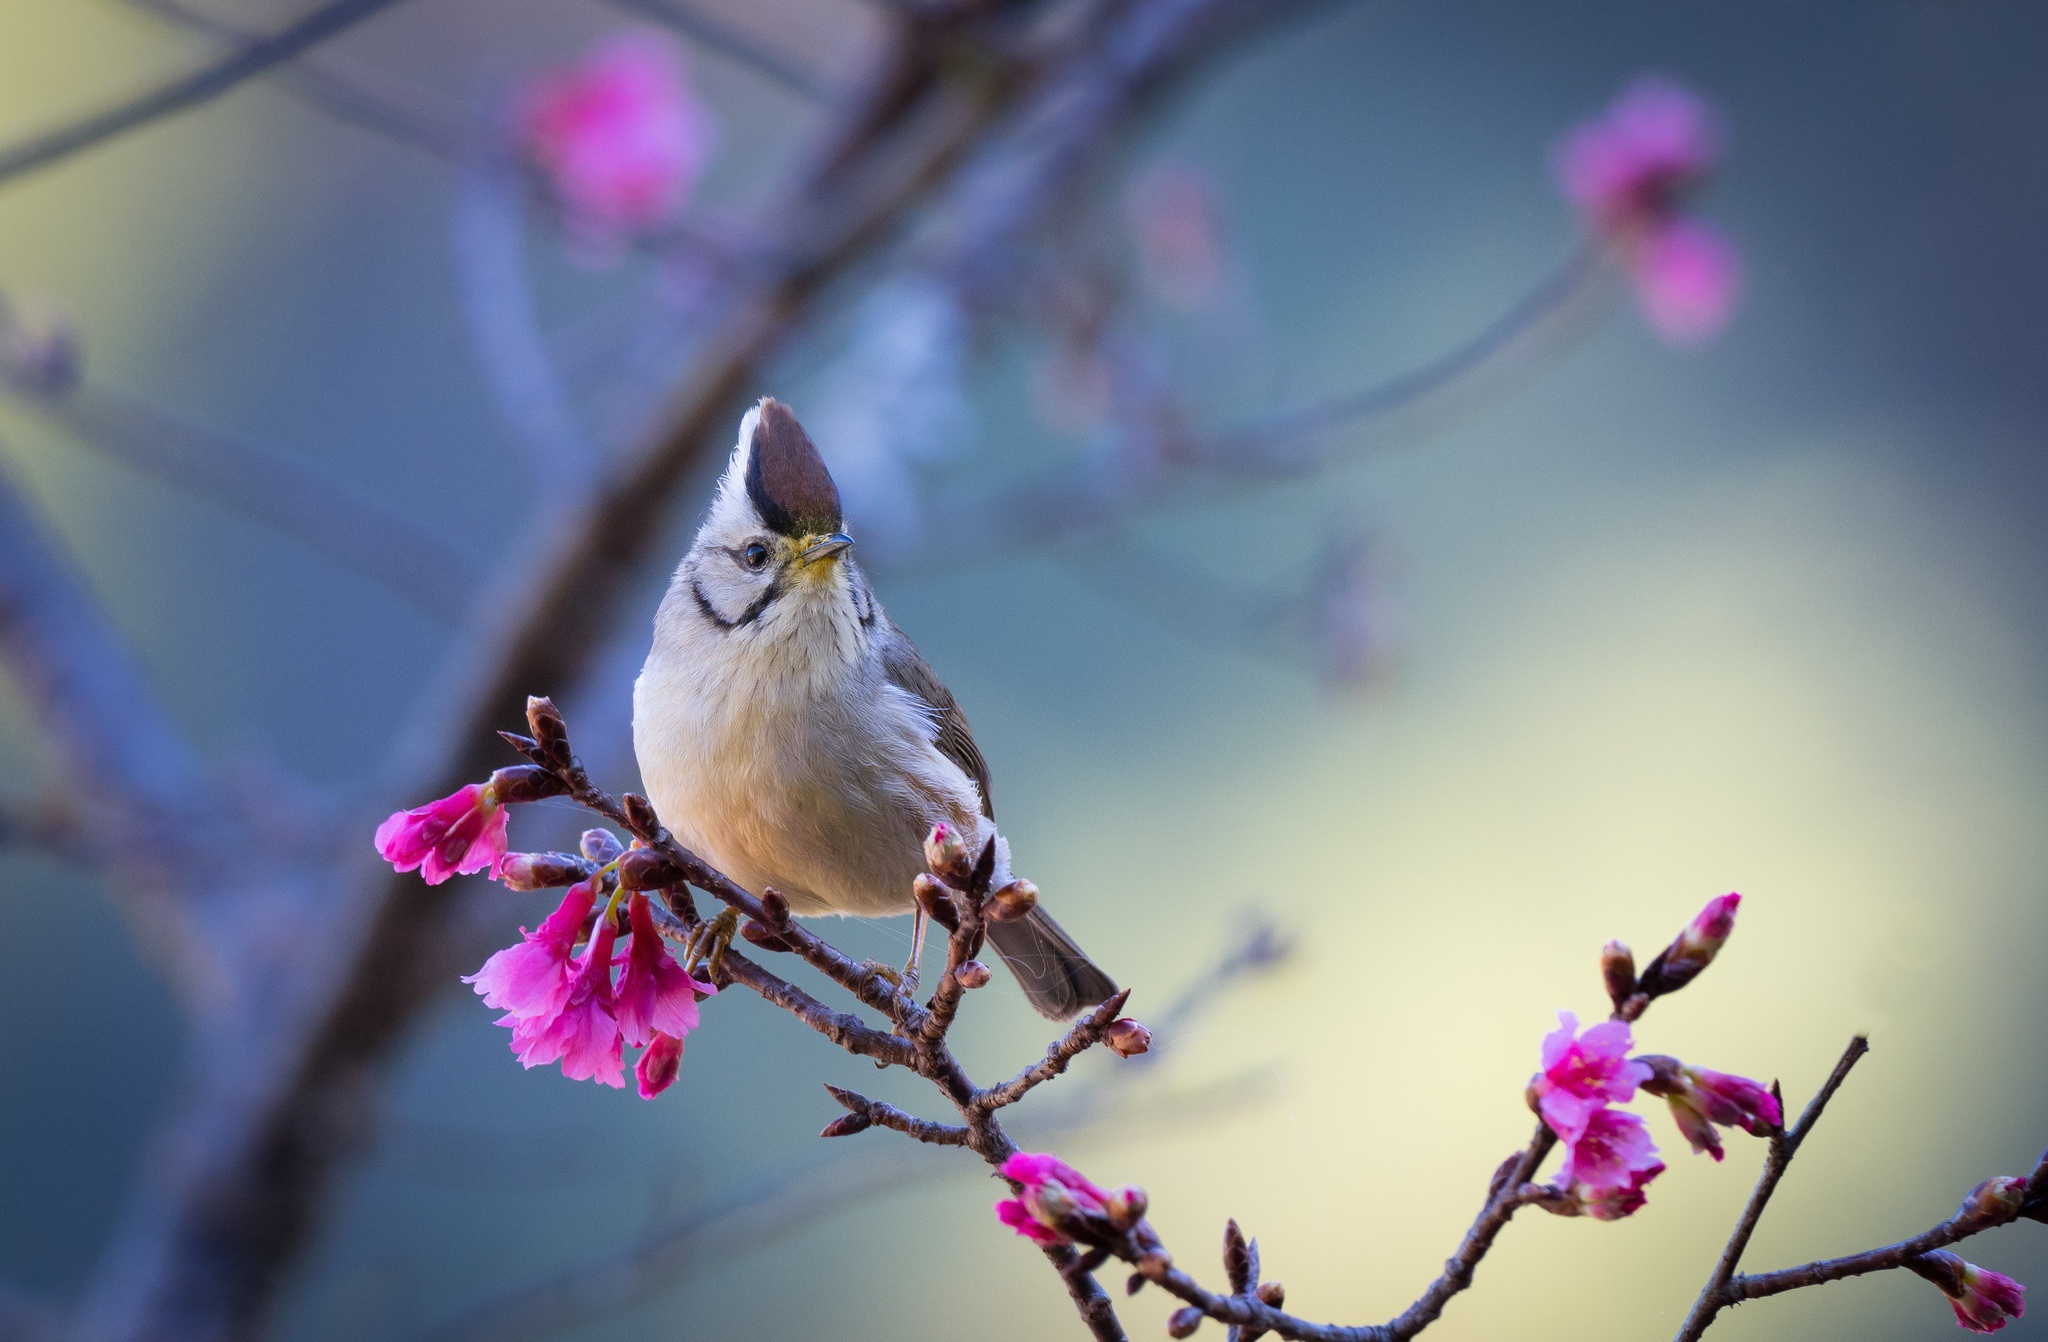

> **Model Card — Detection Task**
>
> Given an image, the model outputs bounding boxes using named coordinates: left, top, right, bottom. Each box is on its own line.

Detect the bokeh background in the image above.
left=2, top=1, right=2046, bottom=1340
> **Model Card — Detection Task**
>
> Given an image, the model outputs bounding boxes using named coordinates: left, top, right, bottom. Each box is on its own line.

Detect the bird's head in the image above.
left=682, top=398, right=867, bottom=646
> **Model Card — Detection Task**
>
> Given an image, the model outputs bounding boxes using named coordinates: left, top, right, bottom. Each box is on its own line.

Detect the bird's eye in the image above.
left=742, top=542, right=770, bottom=571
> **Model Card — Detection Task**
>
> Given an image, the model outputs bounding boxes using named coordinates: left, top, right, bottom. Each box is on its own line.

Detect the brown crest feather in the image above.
left=746, top=398, right=842, bottom=537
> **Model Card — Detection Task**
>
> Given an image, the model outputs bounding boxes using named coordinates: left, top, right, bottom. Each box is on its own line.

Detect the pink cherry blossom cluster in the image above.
left=1528, top=895, right=1779, bottom=1220
left=374, top=768, right=713, bottom=1098
left=516, top=30, right=718, bottom=249
left=1554, top=76, right=1742, bottom=346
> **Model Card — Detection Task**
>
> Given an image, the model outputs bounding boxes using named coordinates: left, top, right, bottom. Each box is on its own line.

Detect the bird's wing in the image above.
left=877, top=619, right=994, bottom=820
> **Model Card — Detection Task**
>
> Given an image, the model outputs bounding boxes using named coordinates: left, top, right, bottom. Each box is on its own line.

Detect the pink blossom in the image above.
left=1554, top=77, right=1741, bottom=346
left=1632, top=219, right=1742, bottom=347
left=1680, top=891, right=1741, bottom=957
left=462, top=880, right=599, bottom=1020
left=1555, top=77, right=1721, bottom=235
left=503, top=910, right=625, bottom=1088
left=1913, top=1251, right=2027, bottom=1334
left=1643, top=1060, right=1780, bottom=1161
left=1530, top=1011, right=1651, bottom=1143
left=1579, top=1162, right=1664, bottom=1221
left=374, top=782, right=508, bottom=885
left=614, top=893, right=715, bottom=1048
left=518, top=31, right=716, bottom=243
left=635, top=1031, right=685, bottom=1099
left=1559, top=1106, right=1664, bottom=1195
left=994, top=1152, right=1113, bottom=1246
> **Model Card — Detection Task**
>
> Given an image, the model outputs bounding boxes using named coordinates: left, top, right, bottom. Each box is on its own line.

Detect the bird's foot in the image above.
left=684, top=906, right=742, bottom=980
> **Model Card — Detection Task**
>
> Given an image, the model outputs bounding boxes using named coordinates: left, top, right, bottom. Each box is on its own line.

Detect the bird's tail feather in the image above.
left=985, top=906, right=1118, bottom=1021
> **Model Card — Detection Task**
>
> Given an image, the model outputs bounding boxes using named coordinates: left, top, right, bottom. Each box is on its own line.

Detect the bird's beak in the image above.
left=800, top=532, right=854, bottom=564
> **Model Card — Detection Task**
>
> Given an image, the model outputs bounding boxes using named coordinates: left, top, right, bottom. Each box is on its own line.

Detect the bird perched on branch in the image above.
left=633, top=397, right=1118, bottom=1019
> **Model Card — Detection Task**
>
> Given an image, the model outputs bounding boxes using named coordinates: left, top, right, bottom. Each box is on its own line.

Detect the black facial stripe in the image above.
left=855, top=575, right=877, bottom=628
left=690, top=575, right=781, bottom=632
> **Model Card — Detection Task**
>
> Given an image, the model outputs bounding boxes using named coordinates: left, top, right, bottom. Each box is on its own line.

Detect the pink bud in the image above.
left=924, top=823, right=974, bottom=885
left=955, top=959, right=991, bottom=989
left=1910, top=1251, right=2027, bottom=1334
left=1638, top=893, right=1741, bottom=997
left=1107, top=1184, right=1149, bottom=1230
left=1105, top=1019, right=1152, bottom=1059
left=1960, top=1177, right=2030, bottom=1227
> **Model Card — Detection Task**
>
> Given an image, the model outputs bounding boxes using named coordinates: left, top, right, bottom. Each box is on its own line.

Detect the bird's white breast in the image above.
left=632, top=577, right=985, bottom=918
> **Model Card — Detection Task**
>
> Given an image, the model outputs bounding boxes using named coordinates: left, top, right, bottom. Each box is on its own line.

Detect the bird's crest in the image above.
left=742, top=398, right=841, bottom=537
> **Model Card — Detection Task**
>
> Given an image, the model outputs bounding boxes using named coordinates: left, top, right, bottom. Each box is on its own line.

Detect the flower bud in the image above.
left=1909, top=1250, right=2028, bottom=1333
left=740, top=919, right=793, bottom=952
left=924, top=823, right=975, bottom=885
left=1601, top=940, right=1637, bottom=1011
left=759, top=887, right=791, bottom=928
left=497, top=850, right=596, bottom=892
left=1255, top=1281, right=1285, bottom=1307
left=621, top=791, right=661, bottom=838
left=913, top=873, right=960, bottom=932
left=617, top=846, right=684, bottom=890
left=580, top=828, right=625, bottom=864
left=1105, top=1019, right=1153, bottom=1059
left=524, top=696, right=572, bottom=770
left=820, top=1113, right=873, bottom=1138
left=987, top=878, right=1039, bottom=923
left=1638, top=893, right=1740, bottom=998
left=488, top=764, right=568, bottom=805
left=1107, top=1184, right=1149, bottom=1230
left=954, top=959, right=991, bottom=989
left=1125, top=1273, right=1147, bottom=1296
left=1959, top=1176, right=2030, bottom=1227
left=1223, top=1219, right=1253, bottom=1292
left=1167, top=1306, right=1205, bottom=1338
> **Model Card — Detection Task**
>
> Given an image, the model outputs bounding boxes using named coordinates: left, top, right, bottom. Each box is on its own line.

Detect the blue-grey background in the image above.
left=1, top=1, right=2044, bottom=1338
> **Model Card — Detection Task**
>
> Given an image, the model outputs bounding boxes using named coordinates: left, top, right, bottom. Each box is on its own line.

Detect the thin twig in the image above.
left=976, top=990, right=1132, bottom=1111
left=824, top=1085, right=971, bottom=1146
left=1672, top=1035, right=1871, bottom=1342
left=0, top=0, right=416, bottom=188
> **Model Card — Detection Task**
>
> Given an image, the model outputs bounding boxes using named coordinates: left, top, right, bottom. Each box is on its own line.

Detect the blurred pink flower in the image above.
left=1646, top=1060, right=1780, bottom=1161
left=1913, top=1251, right=2027, bottom=1334
left=1559, top=1106, right=1664, bottom=1194
left=518, top=30, right=716, bottom=243
left=463, top=879, right=599, bottom=1020
left=1632, top=219, right=1742, bottom=347
left=1556, top=77, right=1721, bottom=235
left=613, top=892, right=715, bottom=1048
left=635, top=1030, right=685, bottom=1099
left=1554, top=77, right=1740, bottom=345
left=374, top=782, right=508, bottom=885
left=1530, top=1011, right=1651, bottom=1143
left=504, top=909, right=625, bottom=1088
left=995, top=1152, right=1113, bottom=1246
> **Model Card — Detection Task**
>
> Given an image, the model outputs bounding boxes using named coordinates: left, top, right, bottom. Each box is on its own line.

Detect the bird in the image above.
left=632, top=396, right=1119, bottom=1020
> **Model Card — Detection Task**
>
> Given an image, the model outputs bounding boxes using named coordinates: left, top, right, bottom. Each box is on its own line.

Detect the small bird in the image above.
left=632, top=397, right=1119, bottom=1019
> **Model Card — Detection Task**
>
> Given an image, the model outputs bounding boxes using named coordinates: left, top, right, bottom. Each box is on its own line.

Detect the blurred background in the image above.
left=1, top=1, right=2045, bottom=1340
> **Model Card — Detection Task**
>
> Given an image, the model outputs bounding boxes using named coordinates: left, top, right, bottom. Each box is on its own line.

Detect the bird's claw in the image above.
left=684, top=906, right=742, bottom=979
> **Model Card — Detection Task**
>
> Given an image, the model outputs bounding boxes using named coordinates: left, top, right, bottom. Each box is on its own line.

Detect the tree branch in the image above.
left=976, top=990, right=1132, bottom=1111
left=1671, top=1035, right=1871, bottom=1342
left=0, top=0, right=417, bottom=188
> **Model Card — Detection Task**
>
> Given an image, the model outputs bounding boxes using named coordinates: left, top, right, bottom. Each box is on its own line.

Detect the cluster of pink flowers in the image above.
left=375, top=778, right=713, bottom=1098
left=516, top=30, right=718, bottom=248
left=467, top=887, right=713, bottom=1096
left=1554, top=76, right=1742, bottom=346
left=1528, top=895, right=1779, bottom=1219
left=1913, top=1252, right=2028, bottom=1334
